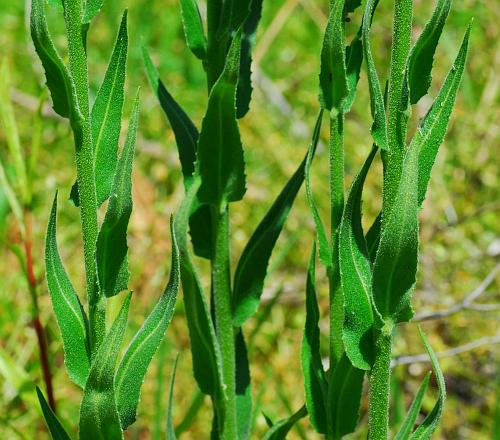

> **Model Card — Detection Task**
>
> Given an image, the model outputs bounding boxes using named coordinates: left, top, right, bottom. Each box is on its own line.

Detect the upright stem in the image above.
left=368, top=328, right=393, bottom=440
left=211, top=204, right=237, bottom=439
left=63, top=0, right=101, bottom=351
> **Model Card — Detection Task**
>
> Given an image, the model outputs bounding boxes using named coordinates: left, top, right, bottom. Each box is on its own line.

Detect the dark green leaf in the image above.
left=233, top=150, right=310, bottom=326
left=365, top=212, right=381, bottom=262
left=167, top=355, right=180, bottom=440
left=262, top=405, right=308, bottom=440
left=83, top=0, right=104, bottom=23
left=346, top=0, right=362, bottom=13
left=179, top=0, right=207, bottom=60
left=31, top=0, right=75, bottom=119
left=45, top=193, right=90, bottom=388
left=407, top=0, right=451, bottom=105
left=236, top=0, right=263, bottom=118
left=340, top=146, right=378, bottom=370
left=235, top=330, right=252, bottom=440
left=36, top=387, right=72, bottom=440
left=115, top=217, right=180, bottom=429
left=301, top=243, right=327, bottom=434
left=221, top=0, right=252, bottom=34
left=197, top=31, right=246, bottom=205
left=394, top=372, right=431, bottom=440
left=79, top=293, right=132, bottom=440
left=344, top=31, right=363, bottom=113
left=95, top=92, right=139, bottom=298
left=415, top=25, right=471, bottom=206
left=319, top=1, right=349, bottom=112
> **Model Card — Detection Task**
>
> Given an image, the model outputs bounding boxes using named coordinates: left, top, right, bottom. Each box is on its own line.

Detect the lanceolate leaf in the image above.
left=344, top=30, right=363, bottom=113
left=407, top=0, right=451, bottom=105
left=362, top=0, right=388, bottom=150
left=236, top=0, right=263, bottom=119
left=235, top=330, right=252, bottom=440
left=372, top=135, right=419, bottom=323
left=262, top=405, right=308, bottom=440
left=221, top=0, right=253, bottom=34
left=115, top=217, right=180, bottom=429
left=410, top=328, right=446, bottom=440
left=36, top=387, right=72, bottom=440
left=30, top=0, right=75, bottom=119
left=233, top=150, right=311, bottom=326
left=301, top=243, right=327, bottom=434
left=340, top=146, right=377, bottom=370
left=96, top=92, right=139, bottom=298
left=319, top=1, right=349, bottom=112
left=179, top=0, right=207, bottom=60
left=393, top=372, right=431, bottom=440
left=83, top=0, right=105, bottom=24
left=414, top=25, right=471, bottom=206
left=197, top=32, right=246, bottom=205
left=167, top=355, right=180, bottom=440
left=365, top=212, right=381, bottom=262
left=45, top=194, right=90, bottom=388
left=79, top=293, right=132, bottom=440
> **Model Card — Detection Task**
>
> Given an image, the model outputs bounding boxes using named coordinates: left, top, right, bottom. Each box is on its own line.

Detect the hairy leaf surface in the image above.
left=83, top=0, right=104, bottom=23
left=179, top=0, right=207, bottom=60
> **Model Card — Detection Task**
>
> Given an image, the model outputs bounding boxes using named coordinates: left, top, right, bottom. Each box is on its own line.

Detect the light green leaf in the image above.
left=79, top=293, right=132, bottom=440
left=83, top=0, right=105, bottom=24
left=36, top=387, right=72, bottom=440
left=301, top=243, right=327, bottom=434
left=232, top=150, right=310, bottom=326
left=45, top=193, right=90, bottom=388
left=115, top=217, right=180, bottom=430
left=340, top=146, right=377, bottom=370
left=179, top=0, right=207, bottom=60
left=47, top=0, right=63, bottom=11
left=197, top=31, right=246, bottom=205
left=262, top=405, right=308, bottom=440
left=167, top=355, right=180, bottom=440
left=95, top=91, right=139, bottom=298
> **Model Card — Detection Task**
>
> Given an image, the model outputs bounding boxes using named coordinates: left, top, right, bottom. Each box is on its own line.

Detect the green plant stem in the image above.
left=368, top=329, right=393, bottom=440
left=63, top=0, right=101, bottom=351
left=211, top=204, right=237, bottom=440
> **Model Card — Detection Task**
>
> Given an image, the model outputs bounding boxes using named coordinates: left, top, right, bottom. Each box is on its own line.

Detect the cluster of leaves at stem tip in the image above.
left=302, top=0, right=471, bottom=439
left=31, top=0, right=180, bottom=438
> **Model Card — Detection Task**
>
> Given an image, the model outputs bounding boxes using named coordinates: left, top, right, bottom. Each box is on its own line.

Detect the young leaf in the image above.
left=235, top=330, right=252, bottom=440
left=410, top=327, right=446, bottom=440
left=167, top=355, right=180, bottom=440
left=393, top=372, right=431, bottom=440
left=262, top=405, right=308, bottom=440
left=115, top=217, right=180, bottom=430
left=301, top=243, right=327, bottom=434
left=30, top=0, right=76, bottom=119
left=362, top=0, right=388, bottom=150
left=45, top=194, right=90, bottom=388
left=197, top=31, right=246, bottom=205
left=95, top=92, right=139, bottom=299
left=340, top=146, right=378, bottom=370
left=179, top=0, right=207, bottom=60
left=236, top=0, right=263, bottom=119
left=79, top=293, right=132, bottom=440
left=36, top=387, right=72, bottom=440
left=232, top=150, right=311, bottom=326
left=407, top=0, right=451, bottom=105
left=83, top=0, right=104, bottom=24
left=319, top=1, right=349, bottom=112
left=414, top=25, right=471, bottom=206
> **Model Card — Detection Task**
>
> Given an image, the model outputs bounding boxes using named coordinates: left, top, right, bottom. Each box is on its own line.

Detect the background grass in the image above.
left=0, top=0, right=499, bottom=438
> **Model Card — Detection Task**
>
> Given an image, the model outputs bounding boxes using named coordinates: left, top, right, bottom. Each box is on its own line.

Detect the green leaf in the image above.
left=83, top=0, right=104, bottom=23
left=262, top=405, right=308, bottom=440
left=47, top=0, right=63, bottom=11
left=340, top=146, right=378, bottom=370
left=197, top=31, right=246, bottom=205
left=328, top=354, right=365, bottom=439
left=236, top=0, right=263, bottom=119
left=343, top=30, right=363, bottom=113
left=95, top=92, right=139, bottom=299
left=365, top=212, right=381, bottom=262
left=319, top=1, right=349, bottom=112
left=30, top=0, right=76, bottom=119
left=45, top=193, right=90, bottom=388
left=372, top=133, right=420, bottom=323
left=346, top=0, right=362, bottom=13
left=221, top=0, right=252, bottom=34
left=301, top=243, right=327, bottom=434
left=305, top=111, right=331, bottom=268
left=407, top=0, right=451, bottom=105
left=362, top=0, right=388, bottom=150
left=414, top=24, right=471, bottom=206
left=232, top=150, right=310, bottom=326
left=394, top=372, right=431, bottom=440
left=167, top=355, right=180, bottom=440
left=410, top=328, right=446, bottom=440
left=36, top=387, right=72, bottom=440
left=115, top=217, right=180, bottom=430
left=79, top=293, right=132, bottom=440
left=235, top=330, right=252, bottom=440
left=179, top=0, right=207, bottom=60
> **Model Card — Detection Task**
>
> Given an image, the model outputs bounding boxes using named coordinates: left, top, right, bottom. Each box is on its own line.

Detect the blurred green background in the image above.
left=0, top=0, right=499, bottom=438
